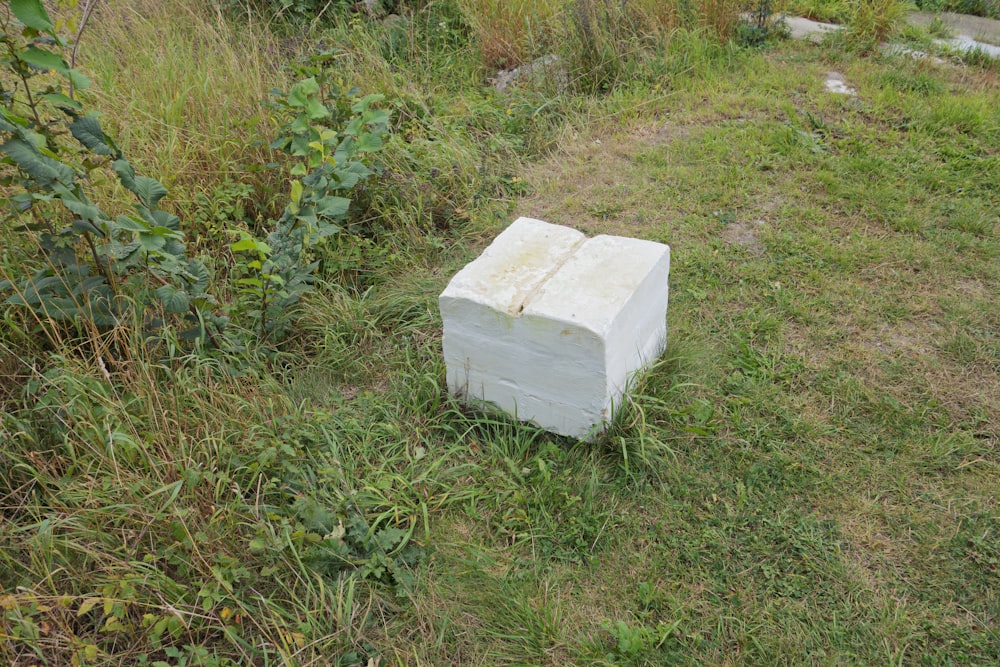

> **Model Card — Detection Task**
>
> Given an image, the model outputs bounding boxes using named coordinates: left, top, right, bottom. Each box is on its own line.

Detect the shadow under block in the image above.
left=439, top=217, right=670, bottom=440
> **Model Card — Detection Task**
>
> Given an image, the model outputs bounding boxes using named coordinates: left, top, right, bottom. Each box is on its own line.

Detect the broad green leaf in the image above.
left=113, top=240, right=142, bottom=263
left=294, top=211, right=317, bottom=227
left=1, top=138, right=74, bottom=186
left=290, top=134, right=310, bottom=157
left=287, top=78, right=319, bottom=108
left=115, top=215, right=149, bottom=232
left=184, top=260, right=211, bottom=293
left=112, top=159, right=136, bottom=190
left=148, top=225, right=181, bottom=239
left=40, top=92, right=82, bottom=111
left=62, top=197, right=103, bottom=222
left=290, top=179, right=303, bottom=204
left=289, top=114, right=310, bottom=136
left=149, top=208, right=180, bottom=231
left=163, top=237, right=186, bottom=257
left=350, top=94, right=385, bottom=114
left=363, top=109, right=389, bottom=126
left=334, top=136, right=356, bottom=164
left=305, top=97, right=329, bottom=121
left=130, top=176, right=168, bottom=208
left=10, top=0, right=54, bottom=33
left=70, top=117, right=116, bottom=156
left=314, top=222, right=342, bottom=238
left=77, top=597, right=101, bottom=616
left=156, top=284, right=190, bottom=313
left=19, top=47, right=67, bottom=72
left=375, top=526, right=408, bottom=552
left=344, top=117, right=364, bottom=137
left=138, top=233, right=167, bottom=252
left=289, top=163, right=307, bottom=176
left=68, top=68, right=91, bottom=91
left=316, top=196, right=350, bottom=219
left=356, top=132, right=383, bottom=153
left=230, top=238, right=264, bottom=253
left=71, top=218, right=103, bottom=235
left=332, top=163, right=369, bottom=190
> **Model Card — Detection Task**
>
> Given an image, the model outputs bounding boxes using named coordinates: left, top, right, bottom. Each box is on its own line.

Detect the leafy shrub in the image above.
left=736, top=0, right=787, bottom=47
left=1, top=3, right=392, bottom=354
left=0, top=1, right=226, bottom=347
left=229, top=51, right=390, bottom=341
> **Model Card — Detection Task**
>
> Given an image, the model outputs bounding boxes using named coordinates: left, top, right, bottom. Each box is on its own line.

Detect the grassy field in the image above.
left=1, top=1, right=997, bottom=665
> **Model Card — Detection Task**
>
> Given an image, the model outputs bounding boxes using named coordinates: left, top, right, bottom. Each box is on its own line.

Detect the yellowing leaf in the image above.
left=77, top=597, right=101, bottom=616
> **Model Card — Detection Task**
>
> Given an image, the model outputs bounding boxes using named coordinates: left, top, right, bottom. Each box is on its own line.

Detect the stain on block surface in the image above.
left=440, top=217, right=670, bottom=440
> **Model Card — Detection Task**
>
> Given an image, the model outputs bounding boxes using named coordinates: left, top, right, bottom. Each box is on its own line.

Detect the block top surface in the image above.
left=523, top=234, right=670, bottom=334
left=440, top=217, right=585, bottom=314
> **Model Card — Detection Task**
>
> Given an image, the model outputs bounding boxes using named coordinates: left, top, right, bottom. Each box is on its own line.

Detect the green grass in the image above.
left=2, top=1, right=999, bottom=665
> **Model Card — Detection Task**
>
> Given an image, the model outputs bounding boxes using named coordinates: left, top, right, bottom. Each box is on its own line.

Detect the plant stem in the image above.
left=69, top=0, right=100, bottom=99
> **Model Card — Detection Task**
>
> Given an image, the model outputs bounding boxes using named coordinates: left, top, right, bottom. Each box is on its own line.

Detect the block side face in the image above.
left=604, top=246, right=670, bottom=397
left=439, top=217, right=585, bottom=316
left=524, top=236, right=670, bottom=336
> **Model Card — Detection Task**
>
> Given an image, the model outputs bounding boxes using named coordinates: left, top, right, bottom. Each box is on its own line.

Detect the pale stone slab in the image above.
left=440, top=217, right=670, bottom=440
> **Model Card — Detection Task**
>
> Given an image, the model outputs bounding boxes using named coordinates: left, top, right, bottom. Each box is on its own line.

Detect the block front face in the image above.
left=442, top=311, right=607, bottom=439
left=440, top=218, right=670, bottom=440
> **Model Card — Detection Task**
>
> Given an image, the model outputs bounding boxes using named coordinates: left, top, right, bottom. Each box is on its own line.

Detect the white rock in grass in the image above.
left=440, top=217, right=670, bottom=440
left=825, top=71, right=856, bottom=96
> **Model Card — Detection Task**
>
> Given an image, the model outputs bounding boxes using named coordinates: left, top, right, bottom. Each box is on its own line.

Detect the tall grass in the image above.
left=458, top=0, right=563, bottom=69
left=848, top=0, right=911, bottom=45
left=78, top=0, right=293, bottom=207
left=458, top=0, right=747, bottom=84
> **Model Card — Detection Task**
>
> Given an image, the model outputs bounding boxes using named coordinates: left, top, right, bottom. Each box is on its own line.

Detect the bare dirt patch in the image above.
left=720, top=221, right=766, bottom=254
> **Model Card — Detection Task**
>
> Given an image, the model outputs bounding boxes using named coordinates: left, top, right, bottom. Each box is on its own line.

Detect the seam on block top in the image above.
left=513, top=235, right=588, bottom=316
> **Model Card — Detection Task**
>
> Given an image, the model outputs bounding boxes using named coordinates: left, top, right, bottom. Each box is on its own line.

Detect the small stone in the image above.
left=782, top=15, right=843, bottom=43
left=492, top=55, right=568, bottom=94
left=825, top=72, right=856, bottom=96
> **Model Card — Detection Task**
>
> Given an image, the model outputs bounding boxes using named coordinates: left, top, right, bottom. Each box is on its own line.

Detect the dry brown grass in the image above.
left=459, top=0, right=563, bottom=70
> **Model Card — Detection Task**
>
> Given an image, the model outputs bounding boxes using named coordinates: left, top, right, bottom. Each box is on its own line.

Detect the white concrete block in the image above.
left=440, top=217, right=670, bottom=440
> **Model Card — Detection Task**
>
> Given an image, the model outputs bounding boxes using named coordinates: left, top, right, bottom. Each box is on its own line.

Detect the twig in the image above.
left=69, top=0, right=100, bottom=99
